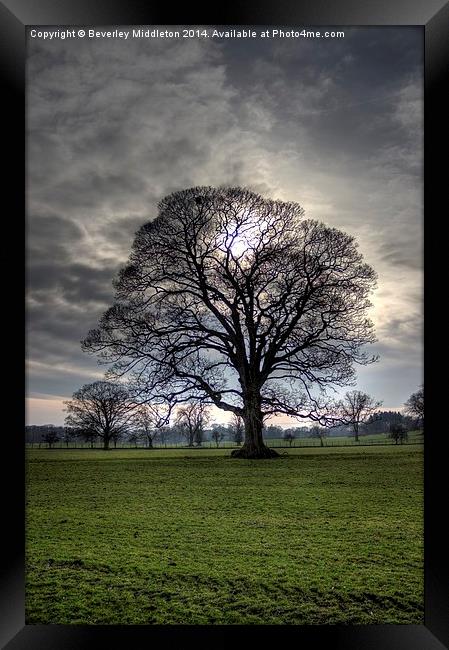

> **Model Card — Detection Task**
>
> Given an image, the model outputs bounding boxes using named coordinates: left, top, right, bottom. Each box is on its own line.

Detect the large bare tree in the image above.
left=64, top=381, right=133, bottom=450
left=83, top=187, right=378, bottom=458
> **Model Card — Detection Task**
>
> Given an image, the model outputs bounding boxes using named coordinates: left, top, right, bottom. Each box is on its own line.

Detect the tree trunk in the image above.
left=354, top=425, right=359, bottom=443
left=104, top=436, right=110, bottom=450
left=231, top=393, right=278, bottom=459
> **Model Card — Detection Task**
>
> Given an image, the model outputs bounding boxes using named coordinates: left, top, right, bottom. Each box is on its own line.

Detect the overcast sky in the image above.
left=26, top=26, right=423, bottom=426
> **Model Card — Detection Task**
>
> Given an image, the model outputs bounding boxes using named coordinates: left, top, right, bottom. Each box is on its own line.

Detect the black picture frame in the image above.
left=2, top=1, right=448, bottom=648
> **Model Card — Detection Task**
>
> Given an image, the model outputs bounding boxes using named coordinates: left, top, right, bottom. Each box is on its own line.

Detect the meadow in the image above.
left=26, top=444, right=424, bottom=625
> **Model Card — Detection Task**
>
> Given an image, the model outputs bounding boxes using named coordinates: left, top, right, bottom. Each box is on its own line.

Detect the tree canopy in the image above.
left=83, top=187, right=378, bottom=458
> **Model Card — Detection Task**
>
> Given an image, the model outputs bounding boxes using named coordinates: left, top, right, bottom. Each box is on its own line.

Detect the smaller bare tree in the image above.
left=283, top=431, right=295, bottom=447
left=128, top=431, right=140, bottom=448
left=43, top=428, right=60, bottom=449
left=309, top=425, right=328, bottom=447
left=283, top=430, right=295, bottom=447
left=388, top=422, right=409, bottom=445
left=229, top=414, right=244, bottom=446
left=211, top=428, right=225, bottom=448
left=338, top=391, right=382, bottom=442
left=404, top=386, right=424, bottom=429
left=175, top=403, right=211, bottom=448
left=62, top=427, right=74, bottom=448
left=64, top=381, right=133, bottom=450
left=158, top=426, right=171, bottom=447
left=133, top=403, right=171, bottom=448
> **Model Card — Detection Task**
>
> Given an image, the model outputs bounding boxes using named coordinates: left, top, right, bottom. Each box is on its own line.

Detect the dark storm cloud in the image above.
left=26, top=27, right=423, bottom=423
left=27, top=214, right=84, bottom=261
left=379, top=241, right=423, bottom=270
left=28, top=261, right=116, bottom=304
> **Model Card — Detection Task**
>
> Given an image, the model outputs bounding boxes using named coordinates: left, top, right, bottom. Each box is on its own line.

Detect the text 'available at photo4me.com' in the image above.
left=28, top=27, right=346, bottom=41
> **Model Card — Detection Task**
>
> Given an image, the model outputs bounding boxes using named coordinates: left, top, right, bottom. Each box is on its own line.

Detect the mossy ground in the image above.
left=26, top=445, right=423, bottom=624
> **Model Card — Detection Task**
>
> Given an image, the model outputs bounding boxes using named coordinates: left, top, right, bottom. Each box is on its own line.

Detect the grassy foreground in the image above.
left=26, top=445, right=423, bottom=625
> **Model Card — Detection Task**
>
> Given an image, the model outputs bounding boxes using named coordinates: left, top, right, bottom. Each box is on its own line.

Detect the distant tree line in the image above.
left=27, top=384, right=423, bottom=449
left=25, top=408, right=421, bottom=449
left=362, top=411, right=416, bottom=434
left=26, top=402, right=251, bottom=449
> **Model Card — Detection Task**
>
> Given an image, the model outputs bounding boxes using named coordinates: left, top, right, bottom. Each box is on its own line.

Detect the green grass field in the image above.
left=26, top=444, right=423, bottom=625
